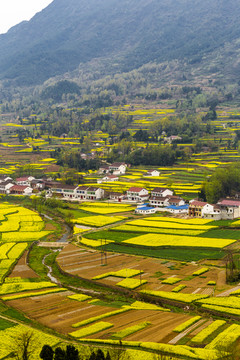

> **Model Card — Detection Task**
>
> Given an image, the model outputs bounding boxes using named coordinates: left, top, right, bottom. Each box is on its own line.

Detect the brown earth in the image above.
left=9, top=250, right=38, bottom=279
left=57, top=244, right=233, bottom=295
left=7, top=290, right=192, bottom=342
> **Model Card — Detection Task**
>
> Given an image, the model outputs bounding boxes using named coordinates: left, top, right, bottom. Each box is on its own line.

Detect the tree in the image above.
left=40, top=345, right=54, bottom=360
left=66, top=344, right=79, bottom=360
left=9, top=330, right=37, bottom=360
left=54, top=347, right=66, bottom=360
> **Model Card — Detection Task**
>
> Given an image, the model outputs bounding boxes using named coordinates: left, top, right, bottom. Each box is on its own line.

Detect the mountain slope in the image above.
left=1, top=0, right=240, bottom=85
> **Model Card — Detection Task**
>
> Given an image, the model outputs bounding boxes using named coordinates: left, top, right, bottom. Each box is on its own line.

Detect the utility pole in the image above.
left=104, top=238, right=107, bottom=265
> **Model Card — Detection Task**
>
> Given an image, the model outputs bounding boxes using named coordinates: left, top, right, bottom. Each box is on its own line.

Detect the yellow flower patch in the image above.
left=123, top=233, right=234, bottom=248
left=116, top=278, right=147, bottom=289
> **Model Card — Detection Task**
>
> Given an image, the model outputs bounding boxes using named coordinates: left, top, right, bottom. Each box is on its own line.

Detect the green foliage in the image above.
left=104, top=242, right=225, bottom=261
left=41, top=81, right=80, bottom=102
left=201, top=162, right=240, bottom=202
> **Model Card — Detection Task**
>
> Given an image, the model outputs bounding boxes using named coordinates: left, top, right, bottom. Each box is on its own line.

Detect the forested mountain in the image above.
left=0, top=0, right=240, bottom=85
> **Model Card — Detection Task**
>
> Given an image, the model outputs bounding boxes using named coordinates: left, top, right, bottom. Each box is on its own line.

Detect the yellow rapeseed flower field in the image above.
left=123, top=233, right=235, bottom=248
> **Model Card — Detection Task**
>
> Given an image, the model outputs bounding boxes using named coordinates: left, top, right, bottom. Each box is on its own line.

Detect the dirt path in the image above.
left=168, top=319, right=206, bottom=345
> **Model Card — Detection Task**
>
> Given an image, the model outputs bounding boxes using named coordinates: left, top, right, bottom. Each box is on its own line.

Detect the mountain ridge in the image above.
left=1, top=0, right=240, bottom=85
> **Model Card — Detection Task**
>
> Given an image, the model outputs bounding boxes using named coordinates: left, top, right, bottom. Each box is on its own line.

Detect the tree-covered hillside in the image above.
left=1, top=0, right=240, bottom=85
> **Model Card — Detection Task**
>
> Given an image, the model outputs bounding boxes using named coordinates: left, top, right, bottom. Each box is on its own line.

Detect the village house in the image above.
left=97, top=174, right=119, bottom=183
left=135, top=204, right=157, bottom=215
left=126, top=187, right=149, bottom=202
left=61, top=185, right=77, bottom=199
left=10, top=185, right=33, bottom=196
left=98, top=165, right=110, bottom=174
left=75, top=186, right=89, bottom=200
left=188, top=200, right=208, bottom=217
left=149, top=195, right=185, bottom=208
left=0, top=180, right=14, bottom=194
left=164, top=135, right=182, bottom=144
left=0, top=175, right=13, bottom=183
left=151, top=187, right=173, bottom=198
left=99, top=162, right=127, bottom=175
left=31, top=179, right=45, bottom=190
left=201, top=203, right=222, bottom=220
left=167, top=196, right=185, bottom=207
left=145, top=170, right=160, bottom=177
left=86, top=187, right=104, bottom=200
left=149, top=196, right=167, bottom=207
left=166, top=204, right=189, bottom=214
left=108, top=191, right=124, bottom=202
left=217, top=199, right=240, bottom=219
left=16, top=176, right=35, bottom=187
left=109, top=162, right=127, bottom=175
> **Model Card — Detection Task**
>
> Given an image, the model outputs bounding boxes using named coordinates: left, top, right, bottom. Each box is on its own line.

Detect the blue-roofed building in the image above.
left=135, top=205, right=157, bottom=214
left=166, top=204, right=189, bottom=214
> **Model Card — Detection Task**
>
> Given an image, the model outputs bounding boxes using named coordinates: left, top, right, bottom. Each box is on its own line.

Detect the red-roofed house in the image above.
left=16, top=176, right=35, bottom=187
left=10, top=185, right=33, bottom=196
left=126, top=187, right=149, bottom=202
left=217, top=199, right=240, bottom=219
left=188, top=200, right=208, bottom=217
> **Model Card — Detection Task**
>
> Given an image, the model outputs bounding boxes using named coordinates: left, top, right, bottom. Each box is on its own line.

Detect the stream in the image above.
left=42, top=250, right=61, bottom=285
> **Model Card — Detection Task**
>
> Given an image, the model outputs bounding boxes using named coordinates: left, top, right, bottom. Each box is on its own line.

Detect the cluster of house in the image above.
left=1, top=159, right=240, bottom=220
left=188, top=199, right=240, bottom=220
left=0, top=175, right=45, bottom=196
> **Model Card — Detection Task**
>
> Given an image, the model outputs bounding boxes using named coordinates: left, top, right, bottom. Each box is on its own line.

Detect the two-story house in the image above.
left=126, top=187, right=149, bottom=202
left=16, top=176, right=35, bottom=187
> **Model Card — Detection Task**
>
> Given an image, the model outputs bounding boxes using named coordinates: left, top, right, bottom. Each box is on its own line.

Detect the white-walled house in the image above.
left=0, top=175, right=13, bottom=183
left=109, top=162, right=127, bottom=175
left=75, top=186, right=89, bottom=200
left=86, top=187, right=104, bottom=200
left=97, top=175, right=119, bottom=183
left=146, top=170, right=160, bottom=177
left=126, top=187, right=149, bottom=202
left=108, top=192, right=124, bottom=202
left=202, top=203, right=222, bottom=220
left=47, top=184, right=104, bottom=201
left=166, top=204, right=189, bottom=214
left=149, top=196, right=167, bottom=207
left=167, top=196, right=185, bottom=207
left=135, top=204, right=157, bottom=214
left=151, top=187, right=173, bottom=198
left=0, top=180, right=14, bottom=194
left=10, top=185, right=33, bottom=196
left=16, top=176, right=35, bottom=187
left=217, top=199, right=240, bottom=219
left=149, top=195, right=185, bottom=208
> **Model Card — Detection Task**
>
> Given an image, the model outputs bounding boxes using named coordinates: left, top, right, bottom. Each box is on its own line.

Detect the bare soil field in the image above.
left=6, top=290, right=192, bottom=342
left=9, top=251, right=38, bottom=279
left=57, top=244, right=231, bottom=295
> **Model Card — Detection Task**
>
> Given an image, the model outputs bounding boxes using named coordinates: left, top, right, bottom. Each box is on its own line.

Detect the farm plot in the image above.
left=4, top=287, right=193, bottom=342
left=82, top=214, right=238, bottom=261
left=122, top=233, right=234, bottom=249
left=57, top=244, right=229, bottom=296
left=73, top=215, right=125, bottom=227
left=78, top=202, right=134, bottom=214
left=0, top=203, right=55, bottom=283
